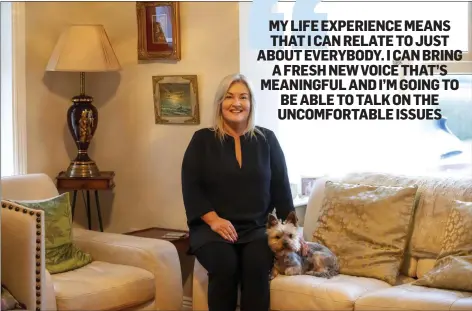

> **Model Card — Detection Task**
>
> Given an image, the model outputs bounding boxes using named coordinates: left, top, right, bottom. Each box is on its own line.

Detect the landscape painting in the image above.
left=152, top=75, right=200, bottom=124
left=159, top=83, right=192, bottom=117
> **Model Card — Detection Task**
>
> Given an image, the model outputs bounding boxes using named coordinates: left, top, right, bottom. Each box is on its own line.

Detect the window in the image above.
left=1, top=2, right=27, bottom=177
left=432, top=74, right=472, bottom=173
left=240, top=1, right=472, bottom=191
left=1, top=2, right=15, bottom=177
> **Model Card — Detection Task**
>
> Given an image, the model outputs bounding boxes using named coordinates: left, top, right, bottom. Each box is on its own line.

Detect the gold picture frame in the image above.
left=152, top=75, right=200, bottom=124
left=136, top=1, right=181, bottom=60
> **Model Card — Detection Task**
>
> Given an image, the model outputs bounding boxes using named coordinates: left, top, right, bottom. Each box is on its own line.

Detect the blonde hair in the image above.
left=211, top=73, right=264, bottom=141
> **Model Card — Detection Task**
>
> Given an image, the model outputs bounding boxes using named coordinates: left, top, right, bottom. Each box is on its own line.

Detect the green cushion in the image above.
left=13, top=192, right=92, bottom=274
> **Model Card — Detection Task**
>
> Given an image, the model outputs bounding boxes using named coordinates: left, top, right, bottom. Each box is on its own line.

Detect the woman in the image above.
left=181, top=73, right=301, bottom=311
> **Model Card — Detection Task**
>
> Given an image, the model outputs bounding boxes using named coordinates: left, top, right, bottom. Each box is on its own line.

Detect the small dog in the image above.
left=266, top=211, right=340, bottom=280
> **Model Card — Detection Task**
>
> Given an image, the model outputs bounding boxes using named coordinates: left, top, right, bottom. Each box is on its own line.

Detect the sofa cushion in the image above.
left=51, top=261, right=155, bottom=311
left=334, top=172, right=472, bottom=259
left=416, top=258, right=436, bottom=278
left=312, top=181, right=418, bottom=285
left=401, top=254, right=418, bottom=278
left=304, top=176, right=418, bottom=278
left=269, top=273, right=394, bottom=311
left=355, top=283, right=472, bottom=311
left=412, top=199, right=472, bottom=292
left=11, top=193, right=93, bottom=274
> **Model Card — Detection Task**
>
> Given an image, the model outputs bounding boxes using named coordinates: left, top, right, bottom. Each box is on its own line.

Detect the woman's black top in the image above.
left=181, top=126, right=295, bottom=254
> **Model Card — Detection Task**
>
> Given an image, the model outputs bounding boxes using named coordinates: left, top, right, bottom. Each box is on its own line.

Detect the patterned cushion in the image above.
left=11, top=192, right=93, bottom=274
left=313, top=181, right=418, bottom=285
left=412, top=199, right=472, bottom=292
left=1, top=285, right=26, bottom=310
left=337, top=172, right=472, bottom=259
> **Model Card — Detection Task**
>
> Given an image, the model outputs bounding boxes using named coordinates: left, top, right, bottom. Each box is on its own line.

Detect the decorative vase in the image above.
left=65, top=80, right=100, bottom=178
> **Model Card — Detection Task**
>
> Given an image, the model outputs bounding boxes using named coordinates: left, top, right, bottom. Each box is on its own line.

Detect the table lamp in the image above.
left=46, top=24, right=121, bottom=178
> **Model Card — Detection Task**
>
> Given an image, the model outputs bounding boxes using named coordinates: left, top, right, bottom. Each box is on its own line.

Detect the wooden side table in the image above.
left=56, top=171, right=115, bottom=232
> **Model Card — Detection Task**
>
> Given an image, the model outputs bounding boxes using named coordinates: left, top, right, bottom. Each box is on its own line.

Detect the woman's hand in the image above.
left=299, top=236, right=309, bottom=256
left=201, top=211, right=238, bottom=242
left=209, top=217, right=238, bottom=242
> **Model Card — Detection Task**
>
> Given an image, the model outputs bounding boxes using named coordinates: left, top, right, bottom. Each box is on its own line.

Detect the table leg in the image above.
left=94, top=191, right=104, bottom=232
left=86, top=190, right=91, bottom=230
left=71, top=190, right=77, bottom=219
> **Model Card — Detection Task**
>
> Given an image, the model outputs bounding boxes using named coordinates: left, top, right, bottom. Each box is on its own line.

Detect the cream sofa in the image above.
left=1, top=173, right=183, bottom=311
left=192, top=171, right=472, bottom=311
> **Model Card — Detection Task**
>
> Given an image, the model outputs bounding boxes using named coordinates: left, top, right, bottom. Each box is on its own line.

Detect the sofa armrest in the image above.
left=1, top=201, right=57, bottom=311
left=72, top=228, right=183, bottom=311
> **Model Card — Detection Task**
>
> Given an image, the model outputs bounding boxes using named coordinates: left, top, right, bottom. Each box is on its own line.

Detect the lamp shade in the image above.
left=46, top=24, right=121, bottom=72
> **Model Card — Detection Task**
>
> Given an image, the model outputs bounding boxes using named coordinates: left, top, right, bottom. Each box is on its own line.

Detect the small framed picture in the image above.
left=136, top=1, right=181, bottom=60
left=152, top=75, right=200, bottom=124
left=301, top=177, right=318, bottom=196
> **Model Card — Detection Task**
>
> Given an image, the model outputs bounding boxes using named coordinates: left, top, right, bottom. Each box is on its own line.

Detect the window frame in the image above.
left=1, top=2, right=27, bottom=176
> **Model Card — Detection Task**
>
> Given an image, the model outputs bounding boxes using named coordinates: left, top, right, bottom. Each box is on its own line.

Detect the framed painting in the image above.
left=152, top=75, right=200, bottom=124
left=136, top=1, right=181, bottom=60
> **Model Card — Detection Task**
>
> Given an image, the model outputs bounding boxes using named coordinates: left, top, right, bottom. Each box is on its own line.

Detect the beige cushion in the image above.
left=413, top=199, right=472, bottom=292
left=355, top=283, right=472, bottom=311
left=51, top=261, right=155, bottom=310
left=334, top=172, right=472, bottom=259
left=416, top=258, right=436, bottom=278
left=401, top=254, right=418, bottom=278
left=304, top=176, right=418, bottom=278
left=270, top=274, right=394, bottom=311
left=312, top=181, right=418, bottom=285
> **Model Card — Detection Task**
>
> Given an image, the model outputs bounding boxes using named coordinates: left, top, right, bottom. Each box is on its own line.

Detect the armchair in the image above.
left=1, top=173, right=183, bottom=311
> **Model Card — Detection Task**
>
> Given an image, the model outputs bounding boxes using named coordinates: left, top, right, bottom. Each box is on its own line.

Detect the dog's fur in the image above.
left=266, top=211, right=340, bottom=279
